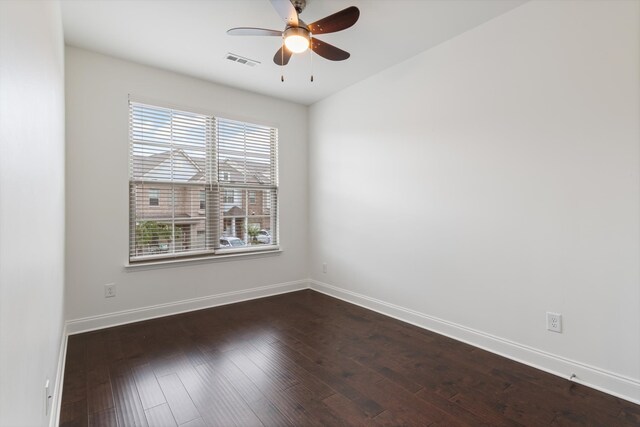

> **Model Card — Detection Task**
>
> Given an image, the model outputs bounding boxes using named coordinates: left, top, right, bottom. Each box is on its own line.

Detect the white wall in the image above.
left=309, top=0, right=640, bottom=401
left=65, top=47, right=308, bottom=324
left=0, top=1, right=66, bottom=426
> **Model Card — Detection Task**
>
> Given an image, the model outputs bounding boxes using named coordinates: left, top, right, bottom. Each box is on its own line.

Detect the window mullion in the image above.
left=170, top=110, right=176, bottom=255
left=208, top=116, right=219, bottom=252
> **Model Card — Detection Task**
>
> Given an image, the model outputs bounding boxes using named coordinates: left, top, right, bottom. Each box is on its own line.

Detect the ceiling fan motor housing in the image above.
left=284, top=26, right=310, bottom=40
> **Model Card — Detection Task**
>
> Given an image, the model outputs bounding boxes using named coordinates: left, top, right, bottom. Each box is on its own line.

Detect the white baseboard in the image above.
left=66, top=279, right=309, bottom=335
left=49, top=323, right=68, bottom=427
left=309, top=279, right=640, bottom=405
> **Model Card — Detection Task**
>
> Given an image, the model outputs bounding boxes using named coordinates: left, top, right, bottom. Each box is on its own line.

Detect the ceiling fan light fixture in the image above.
left=227, top=3, right=360, bottom=67
left=284, top=27, right=310, bottom=53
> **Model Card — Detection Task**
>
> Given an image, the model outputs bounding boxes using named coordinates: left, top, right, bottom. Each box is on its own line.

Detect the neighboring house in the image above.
left=131, top=148, right=272, bottom=255
left=218, top=157, right=272, bottom=239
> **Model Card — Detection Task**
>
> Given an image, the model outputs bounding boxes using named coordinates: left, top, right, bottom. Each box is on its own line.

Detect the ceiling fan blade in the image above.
left=311, top=38, right=350, bottom=61
left=308, top=6, right=360, bottom=35
left=269, top=0, right=298, bottom=27
left=227, top=27, right=282, bottom=36
left=273, top=46, right=293, bottom=66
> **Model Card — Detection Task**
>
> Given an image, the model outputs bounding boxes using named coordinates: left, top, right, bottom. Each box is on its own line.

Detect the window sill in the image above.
left=124, top=247, right=282, bottom=271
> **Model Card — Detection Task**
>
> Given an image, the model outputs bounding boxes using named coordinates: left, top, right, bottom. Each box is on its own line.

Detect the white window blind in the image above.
left=217, top=117, right=278, bottom=249
left=129, top=102, right=278, bottom=262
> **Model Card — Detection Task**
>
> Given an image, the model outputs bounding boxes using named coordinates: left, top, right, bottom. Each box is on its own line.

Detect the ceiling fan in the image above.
left=227, top=0, right=360, bottom=67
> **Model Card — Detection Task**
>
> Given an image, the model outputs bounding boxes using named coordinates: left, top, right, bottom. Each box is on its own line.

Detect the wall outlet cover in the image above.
left=547, top=312, right=562, bottom=333
left=105, top=284, right=116, bottom=298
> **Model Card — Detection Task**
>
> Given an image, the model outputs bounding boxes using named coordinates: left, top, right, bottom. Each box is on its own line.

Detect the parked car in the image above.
left=149, top=242, right=170, bottom=254
left=256, top=229, right=271, bottom=244
left=220, top=237, right=246, bottom=248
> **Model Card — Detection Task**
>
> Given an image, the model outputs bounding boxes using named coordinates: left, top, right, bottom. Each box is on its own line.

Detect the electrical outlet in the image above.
left=547, top=312, right=562, bottom=333
left=104, top=284, right=116, bottom=298
left=44, top=379, right=51, bottom=416
left=322, top=262, right=327, bottom=273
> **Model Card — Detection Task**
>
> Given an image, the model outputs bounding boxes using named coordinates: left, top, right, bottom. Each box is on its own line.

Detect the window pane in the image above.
left=218, top=187, right=276, bottom=246
left=217, top=118, right=276, bottom=186
left=129, top=102, right=213, bottom=261
left=131, top=184, right=207, bottom=256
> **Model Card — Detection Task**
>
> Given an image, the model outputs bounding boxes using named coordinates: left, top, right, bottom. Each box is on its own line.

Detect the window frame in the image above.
left=128, top=100, right=279, bottom=264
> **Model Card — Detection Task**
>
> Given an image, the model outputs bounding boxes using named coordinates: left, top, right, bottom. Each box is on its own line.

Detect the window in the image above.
left=223, top=189, right=235, bottom=204
left=129, top=102, right=278, bottom=262
left=149, top=189, right=159, bottom=206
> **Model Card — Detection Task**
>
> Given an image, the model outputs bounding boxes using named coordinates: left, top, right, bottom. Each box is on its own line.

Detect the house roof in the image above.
left=133, top=148, right=272, bottom=185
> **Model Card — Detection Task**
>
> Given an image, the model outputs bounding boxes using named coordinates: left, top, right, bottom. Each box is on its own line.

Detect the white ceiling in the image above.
left=60, top=0, right=527, bottom=105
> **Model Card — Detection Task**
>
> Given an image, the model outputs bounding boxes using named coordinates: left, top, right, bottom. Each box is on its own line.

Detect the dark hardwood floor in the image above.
left=59, top=290, right=639, bottom=426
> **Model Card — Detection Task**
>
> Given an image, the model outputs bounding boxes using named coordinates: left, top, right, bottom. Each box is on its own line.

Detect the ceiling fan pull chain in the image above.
left=310, top=36, right=314, bottom=82
left=281, top=35, right=285, bottom=82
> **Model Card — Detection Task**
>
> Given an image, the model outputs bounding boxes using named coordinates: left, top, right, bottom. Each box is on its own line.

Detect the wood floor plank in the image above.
left=368, top=377, right=470, bottom=427
left=61, top=366, right=87, bottom=405
left=59, top=400, right=88, bottom=427
left=226, top=346, right=297, bottom=392
left=204, top=351, right=265, bottom=404
left=192, top=362, right=264, bottom=426
left=179, top=418, right=207, bottom=427
left=372, top=408, right=426, bottom=426
left=304, top=312, right=512, bottom=401
left=65, top=335, right=88, bottom=375
left=619, top=405, right=640, bottom=425
left=267, top=337, right=395, bottom=418
left=104, top=329, right=125, bottom=362
left=202, top=351, right=294, bottom=426
left=150, top=351, right=188, bottom=378
left=131, top=363, right=166, bottom=410
left=110, top=368, right=148, bottom=427
left=86, top=365, right=110, bottom=388
left=88, top=408, right=117, bottom=427
left=262, top=383, right=341, bottom=426
left=322, top=393, right=372, bottom=427
left=246, top=341, right=335, bottom=400
left=241, top=396, right=293, bottom=427
left=324, top=316, right=513, bottom=401
left=145, top=403, right=177, bottom=427
left=60, top=290, right=640, bottom=426
left=157, top=373, right=201, bottom=425
left=86, top=381, right=114, bottom=415
left=117, top=328, right=146, bottom=361
left=439, top=391, right=521, bottom=427
left=181, top=345, right=209, bottom=367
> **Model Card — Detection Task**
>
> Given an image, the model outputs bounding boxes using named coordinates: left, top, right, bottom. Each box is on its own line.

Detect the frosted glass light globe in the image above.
left=283, top=27, right=310, bottom=53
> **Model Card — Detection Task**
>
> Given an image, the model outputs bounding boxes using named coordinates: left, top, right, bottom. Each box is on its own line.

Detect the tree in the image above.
left=135, top=221, right=181, bottom=254
left=247, top=223, right=261, bottom=244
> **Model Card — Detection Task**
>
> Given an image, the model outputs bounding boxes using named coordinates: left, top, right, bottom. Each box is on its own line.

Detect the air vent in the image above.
left=225, top=53, right=260, bottom=67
